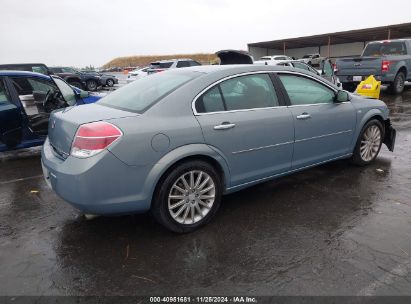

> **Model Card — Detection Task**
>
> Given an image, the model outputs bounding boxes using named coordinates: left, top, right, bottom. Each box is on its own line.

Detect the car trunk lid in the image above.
left=48, top=103, right=138, bottom=159
left=216, top=50, right=254, bottom=65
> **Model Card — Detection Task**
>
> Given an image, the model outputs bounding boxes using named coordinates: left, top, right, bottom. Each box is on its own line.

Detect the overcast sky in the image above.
left=1, top=0, right=410, bottom=67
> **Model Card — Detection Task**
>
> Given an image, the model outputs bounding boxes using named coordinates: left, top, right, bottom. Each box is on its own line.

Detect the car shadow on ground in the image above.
left=52, top=156, right=395, bottom=294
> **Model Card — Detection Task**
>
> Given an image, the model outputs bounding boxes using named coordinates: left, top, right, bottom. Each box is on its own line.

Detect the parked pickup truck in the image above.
left=336, top=39, right=411, bottom=94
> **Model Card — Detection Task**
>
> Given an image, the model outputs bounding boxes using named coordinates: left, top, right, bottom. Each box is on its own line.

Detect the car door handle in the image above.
left=213, top=122, right=236, bottom=130
left=296, top=113, right=311, bottom=120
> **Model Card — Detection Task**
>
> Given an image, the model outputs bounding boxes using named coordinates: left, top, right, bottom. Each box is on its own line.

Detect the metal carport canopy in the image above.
left=248, top=22, right=411, bottom=50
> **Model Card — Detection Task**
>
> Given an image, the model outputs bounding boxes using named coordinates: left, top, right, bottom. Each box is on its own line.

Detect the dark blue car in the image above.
left=0, top=71, right=102, bottom=152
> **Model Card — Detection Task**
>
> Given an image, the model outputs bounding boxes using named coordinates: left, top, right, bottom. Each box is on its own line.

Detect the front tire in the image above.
left=152, top=160, right=222, bottom=233
left=388, top=72, right=405, bottom=95
left=352, top=119, right=384, bottom=166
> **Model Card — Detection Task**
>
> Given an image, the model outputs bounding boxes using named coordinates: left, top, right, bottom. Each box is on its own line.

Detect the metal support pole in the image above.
left=283, top=42, right=286, bottom=55
left=388, top=29, right=391, bottom=40
left=328, top=36, right=331, bottom=58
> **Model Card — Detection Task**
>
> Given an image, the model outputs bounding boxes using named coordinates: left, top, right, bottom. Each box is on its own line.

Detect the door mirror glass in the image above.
left=335, top=90, right=349, bottom=102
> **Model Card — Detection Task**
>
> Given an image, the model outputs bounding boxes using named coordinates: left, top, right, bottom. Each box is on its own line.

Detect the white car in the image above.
left=254, top=55, right=293, bottom=65
left=126, top=67, right=149, bottom=83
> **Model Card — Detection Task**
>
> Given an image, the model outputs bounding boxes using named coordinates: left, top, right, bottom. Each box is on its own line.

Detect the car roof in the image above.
left=176, top=64, right=311, bottom=75
left=0, top=70, right=51, bottom=79
left=168, top=64, right=338, bottom=88
left=152, top=59, right=195, bottom=63
left=368, top=39, right=411, bottom=43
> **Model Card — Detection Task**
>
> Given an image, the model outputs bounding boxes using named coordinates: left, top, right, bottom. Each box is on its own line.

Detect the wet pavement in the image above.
left=0, top=88, right=411, bottom=296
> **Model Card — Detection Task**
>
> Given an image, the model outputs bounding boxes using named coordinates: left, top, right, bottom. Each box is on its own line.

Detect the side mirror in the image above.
left=335, top=90, right=349, bottom=103
left=74, top=88, right=89, bottom=99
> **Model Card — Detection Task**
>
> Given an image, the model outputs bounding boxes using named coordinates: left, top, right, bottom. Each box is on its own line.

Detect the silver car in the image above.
left=41, top=65, right=396, bottom=232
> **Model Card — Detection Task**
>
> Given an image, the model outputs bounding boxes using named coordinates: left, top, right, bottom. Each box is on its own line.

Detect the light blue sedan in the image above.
left=41, top=65, right=396, bottom=232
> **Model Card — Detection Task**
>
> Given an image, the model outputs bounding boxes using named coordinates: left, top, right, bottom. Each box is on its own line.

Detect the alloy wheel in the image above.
left=168, top=170, right=215, bottom=224
left=360, top=125, right=381, bottom=162
left=87, top=80, right=97, bottom=91
left=396, top=74, right=405, bottom=92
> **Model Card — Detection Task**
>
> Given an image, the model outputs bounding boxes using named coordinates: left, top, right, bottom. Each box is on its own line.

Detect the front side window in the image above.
left=0, top=78, right=12, bottom=105
left=10, top=76, right=57, bottom=96
left=99, top=70, right=198, bottom=113
left=279, top=74, right=335, bottom=105
left=195, top=73, right=279, bottom=113
left=53, top=78, right=77, bottom=106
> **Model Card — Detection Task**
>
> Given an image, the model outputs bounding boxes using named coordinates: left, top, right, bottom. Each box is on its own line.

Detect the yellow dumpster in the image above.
left=356, top=75, right=381, bottom=99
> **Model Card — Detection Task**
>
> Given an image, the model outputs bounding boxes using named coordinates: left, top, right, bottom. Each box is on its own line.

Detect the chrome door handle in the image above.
left=214, top=122, right=236, bottom=130
left=296, top=113, right=311, bottom=120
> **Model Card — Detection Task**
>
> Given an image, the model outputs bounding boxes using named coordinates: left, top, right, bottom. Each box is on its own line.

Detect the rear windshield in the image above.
left=98, top=71, right=199, bottom=113
left=363, top=42, right=407, bottom=56
left=150, top=62, right=173, bottom=69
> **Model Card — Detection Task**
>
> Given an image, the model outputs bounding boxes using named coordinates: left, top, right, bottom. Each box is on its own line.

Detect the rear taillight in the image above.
left=382, top=60, right=391, bottom=72
left=71, top=121, right=122, bottom=158
left=333, top=63, right=338, bottom=73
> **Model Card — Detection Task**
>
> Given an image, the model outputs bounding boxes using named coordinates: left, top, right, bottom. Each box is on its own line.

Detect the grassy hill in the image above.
left=103, top=53, right=219, bottom=68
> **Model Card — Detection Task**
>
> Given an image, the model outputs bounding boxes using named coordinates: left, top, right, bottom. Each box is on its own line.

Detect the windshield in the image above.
left=259, top=57, right=271, bottom=61
left=98, top=70, right=199, bottom=113
left=363, top=42, right=407, bottom=56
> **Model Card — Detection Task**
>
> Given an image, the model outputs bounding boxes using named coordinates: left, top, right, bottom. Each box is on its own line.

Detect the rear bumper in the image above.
left=338, top=74, right=393, bottom=84
left=41, top=137, right=152, bottom=215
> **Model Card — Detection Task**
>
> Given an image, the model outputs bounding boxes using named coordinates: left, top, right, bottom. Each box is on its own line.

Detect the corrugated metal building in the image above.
left=248, top=22, right=411, bottom=61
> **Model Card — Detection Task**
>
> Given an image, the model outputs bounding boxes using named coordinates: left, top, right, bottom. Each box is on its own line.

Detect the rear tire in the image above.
left=388, top=72, right=405, bottom=95
left=106, top=79, right=114, bottom=87
left=152, top=160, right=222, bottom=233
left=351, top=119, right=384, bottom=166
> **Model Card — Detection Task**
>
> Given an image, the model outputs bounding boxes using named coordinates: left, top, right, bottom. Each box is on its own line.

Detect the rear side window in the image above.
left=363, top=42, right=407, bottom=56
left=195, top=74, right=279, bottom=113
left=0, top=78, right=12, bottom=105
left=196, top=86, right=225, bottom=113
left=99, top=70, right=198, bottom=113
left=279, top=74, right=335, bottom=105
